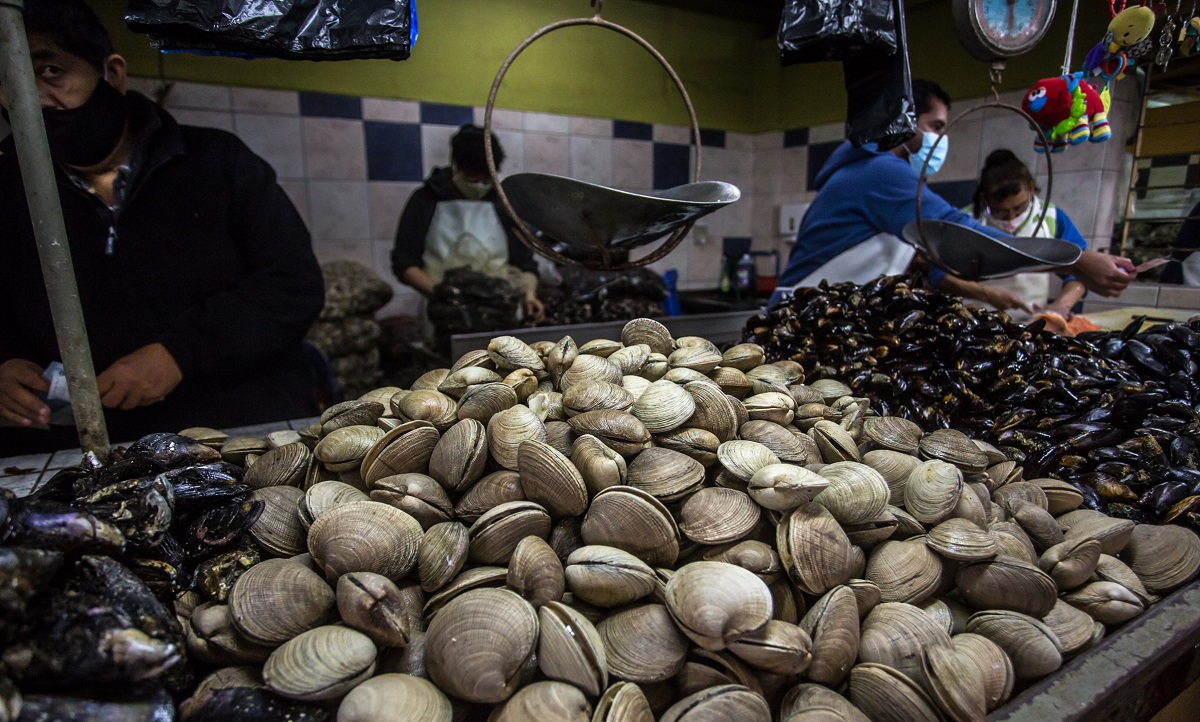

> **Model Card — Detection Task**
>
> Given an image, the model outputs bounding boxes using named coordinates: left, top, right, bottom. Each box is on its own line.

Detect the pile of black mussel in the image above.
left=0, top=433, right=327, bottom=722
left=746, top=275, right=1200, bottom=529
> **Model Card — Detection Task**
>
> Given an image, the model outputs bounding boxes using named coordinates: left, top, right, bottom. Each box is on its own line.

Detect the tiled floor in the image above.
left=0, top=417, right=319, bottom=498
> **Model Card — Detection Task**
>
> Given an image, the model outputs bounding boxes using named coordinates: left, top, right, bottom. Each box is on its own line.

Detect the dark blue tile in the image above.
left=928, top=179, right=978, bottom=210
left=614, top=120, right=653, bottom=141
left=299, top=92, right=362, bottom=119
left=420, top=102, right=474, bottom=127
left=699, top=128, right=725, bottom=148
left=784, top=127, right=809, bottom=148
left=806, top=141, right=842, bottom=190
left=653, top=143, right=690, bottom=190
left=1149, top=153, right=1191, bottom=168
left=364, top=121, right=423, bottom=182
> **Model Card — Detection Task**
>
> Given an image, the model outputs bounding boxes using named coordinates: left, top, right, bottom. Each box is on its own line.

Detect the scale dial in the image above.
left=953, top=0, right=1058, bottom=61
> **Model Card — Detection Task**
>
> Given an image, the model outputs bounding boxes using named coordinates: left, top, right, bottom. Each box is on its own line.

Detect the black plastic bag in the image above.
left=842, top=0, right=916, bottom=148
left=125, top=1, right=417, bottom=61
left=778, top=0, right=897, bottom=64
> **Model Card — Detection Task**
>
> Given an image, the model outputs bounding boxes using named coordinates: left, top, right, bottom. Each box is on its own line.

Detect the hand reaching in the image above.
left=96, top=343, right=183, bottom=411
left=1070, top=251, right=1136, bottom=297
left=0, top=359, right=50, bottom=426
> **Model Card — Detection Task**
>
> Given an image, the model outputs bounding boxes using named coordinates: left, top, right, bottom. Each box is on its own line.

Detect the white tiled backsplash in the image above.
left=122, top=77, right=1195, bottom=318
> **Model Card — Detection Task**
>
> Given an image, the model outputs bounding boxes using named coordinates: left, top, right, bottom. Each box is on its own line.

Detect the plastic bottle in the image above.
left=719, top=265, right=732, bottom=294
left=735, top=253, right=756, bottom=294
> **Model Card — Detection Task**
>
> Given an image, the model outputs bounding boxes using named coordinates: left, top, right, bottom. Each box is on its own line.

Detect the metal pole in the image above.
left=0, top=0, right=110, bottom=458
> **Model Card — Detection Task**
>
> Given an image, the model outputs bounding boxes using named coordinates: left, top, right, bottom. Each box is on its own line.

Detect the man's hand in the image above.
left=524, top=294, right=546, bottom=324
left=96, top=343, right=183, bottom=411
left=1070, top=251, right=1136, bottom=297
left=0, top=359, right=50, bottom=426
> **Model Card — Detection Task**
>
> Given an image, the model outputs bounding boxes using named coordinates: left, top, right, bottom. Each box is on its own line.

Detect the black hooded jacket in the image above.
left=0, top=92, right=324, bottom=452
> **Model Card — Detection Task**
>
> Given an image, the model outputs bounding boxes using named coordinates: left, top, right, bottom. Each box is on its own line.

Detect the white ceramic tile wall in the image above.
left=119, top=77, right=1149, bottom=318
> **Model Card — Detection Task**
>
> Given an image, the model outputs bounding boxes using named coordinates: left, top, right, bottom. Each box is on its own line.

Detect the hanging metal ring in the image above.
left=483, top=9, right=703, bottom=270
left=913, top=99, right=1055, bottom=273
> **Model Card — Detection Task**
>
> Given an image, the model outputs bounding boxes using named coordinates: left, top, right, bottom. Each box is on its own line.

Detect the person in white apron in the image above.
left=965, top=149, right=1089, bottom=321
left=390, top=125, right=544, bottom=342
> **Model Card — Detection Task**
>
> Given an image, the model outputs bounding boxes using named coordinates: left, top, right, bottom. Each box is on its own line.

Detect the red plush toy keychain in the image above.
left=1022, top=73, right=1112, bottom=153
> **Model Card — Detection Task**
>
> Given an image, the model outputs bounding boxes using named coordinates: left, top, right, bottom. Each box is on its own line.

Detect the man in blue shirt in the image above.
left=771, top=80, right=1135, bottom=308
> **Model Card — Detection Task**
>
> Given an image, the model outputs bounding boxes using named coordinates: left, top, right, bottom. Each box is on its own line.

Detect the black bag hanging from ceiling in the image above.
left=124, top=0, right=417, bottom=61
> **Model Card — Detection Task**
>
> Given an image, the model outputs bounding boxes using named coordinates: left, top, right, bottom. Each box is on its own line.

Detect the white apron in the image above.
left=420, top=200, right=522, bottom=341
left=773, top=232, right=917, bottom=301
left=974, top=197, right=1057, bottom=321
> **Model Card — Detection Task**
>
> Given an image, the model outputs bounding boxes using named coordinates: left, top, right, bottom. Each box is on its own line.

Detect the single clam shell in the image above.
left=905, top=460, right=963, bottom=525
left=809, top=378, right=852, bottom=404
left=919, top=598, right=955, bottom=636
left=427, top=418, right=488, bottom=493
left=437, top=366, right=502, bottom=398
left=609, top=343, right=652, bottom=376
left=450, top=349, right=493, bottom=373
left=1032, top=478, right=1085, bottom=515
left=411, top=368, right=450, bottom=390
left=992, top=481, right=1049, bottom=513
left=529, top=391, right=566, bottom=423
left=748, top=463, right=830, bottom=511
left=780, top=684, right=870, bottom=722
left=743, top=392, right=796, bottom=426
left=263, top=625, right=376, bottom=701
left=726, top=619, right=812, bottom=675
left=518, top=440, right=589, bottom=519
left=423, top=567, right=508, bottom=617
left=627, top=447, right=706, bottom=502
left=565, top=545, right=658, bottom=608
left=547, top=336, right=578, bottom=385
left=507, top=535, right=565, bottom=609
left=920, top=643, right=987, bottom=722
left=179, top=426, right=229, bottom=449
left=664, top=561, right=773, bottom=651
left=1042, top=599, right=1099, bottom=658
left=721, top=343, right=765, bottom=371
left=567, top=409, right=651, bottom=458
left=674, top=648, right=764, bottom=702
left=561, top=355, right=623, bottom=392
left=863, top=449, right=922, bottom=506
left=1008, top=499, right=1064, bottom=552
left=491, top=681, right=591, bottom=722
left=631, top=380, right=697, bottom=434
left=812, top=420, right=861, bottom=463
left=336, top=572, right=410, bottom=647
left=316, top=425, right=385, bottom=473
left=621, top=318, right=673, bottom=356
left=678, top=488, right=761, bottom=545
left=716, top=440, right=780, bottom=483
left=952, top=633, right=1014, bottom=712
left=396, top=390, right=459, bottom=433
left=361, top=422, right=439, bottom=484
left=454, top=470, right=525, bottom=524
left=1038, top=538, right=1102, bottom=591
left=321, top=399, right=386, bottom=434
left=596, top=603, right=688, bottom=683
left=538, top=601, right=608, bottom=697
left=989, top=521, right=1039, bottom=565
left=813, top=461, right=890, bottom=525
left=223, top=435, right=270, bottom=465
left=1061, top=514, right=1135, bottom=555
left=739, top=420, right=821, bottom=464
left=668, top=345, right=724, bottom=375
left=863, top=416, right=923, bottom=455
left=848, top=662, right=942, bottom=722
left=188, top=602, right=276, bottom=665
left=228, top=558, right=335, bottom=645
left=864, top=540, right=943, bottom=605
left=248, top=486, right=307, bottom=557
left=684, top=381, right=740, bottom=441
left=544, top=420, right=576, bottom=457
left=658, top=684, right=770, bottom=722
left=777, top=502, right=856, bottom=596
left=488, top=405, right=549, bottom=470
left=592, top=681, right=654, bottom=722
left=307, top=500, right=423, bottom=583
left=503, top=368, right=540, bottom=403
left=301, top=481, right=368, bottom=529
left=563, top=381, right=635, bottom=417
left=1092, top=554, right=1153, bottom=603
left=710, top=366, right=753, bottom=398
left=571, top=434, right=628, bottom=495
left=243, top=442, right=310, bottom=488
left=1061, top=581, right=1145, bottom=624
left=581, top=486, right=680, bottom=567
left=925, top=518, right=998, bottom=562
left=798, top=586, right=860, bottom=686
left=425, top=588, right=539, bottom=703
left=468, top=500, right=553, bottom=565
left=655, top=427, right=721, bottom=467
left=457, top=381, right=519, bottom=424
left=918, top=429, right=988, bottom=474
left=956, top=557, right=1058, bottom=618
left=418, top=521, right=469, bottom=593
left=337, top=674, right=451, bottom=722
left=966, top=610, right=1062, bottom=680
left=703, top=541, right=782, bottom=584
left=369, top=473, right=453, bottom=530
left=488, top=336, right=545, bottom=372
left=1120, top=524, right=1200, bottom=594
left=858, top=602, right=953, bottom=690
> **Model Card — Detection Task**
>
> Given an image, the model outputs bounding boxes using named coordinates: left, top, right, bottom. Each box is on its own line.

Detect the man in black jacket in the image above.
left=0, top=0, right=324, bottom=454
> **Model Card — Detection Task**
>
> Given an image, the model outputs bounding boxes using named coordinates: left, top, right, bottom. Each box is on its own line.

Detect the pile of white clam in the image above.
left=178, top=318, right=1200, bottom=722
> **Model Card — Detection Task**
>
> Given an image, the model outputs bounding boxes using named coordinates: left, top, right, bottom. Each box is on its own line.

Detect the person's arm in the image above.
left=391, top=188, right=437, bottom=294
left=154, top=137, right=325, bottom=381
left=1041, top=209, right=1089, bottom=316
left=499, top=204, right=545, bottom=322
left=937, top=275, right=1033, bottom=314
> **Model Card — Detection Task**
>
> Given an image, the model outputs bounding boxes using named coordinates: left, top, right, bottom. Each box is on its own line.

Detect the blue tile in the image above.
left=699, top=128, right=725, bottom=148
left=364, top=121, right=424, bottom=182
left=806, top=141, right=841, bottom=190
left=614, top=120, right=653, bottom=141
left=928, top=179, right=978, bottom=210
left=784, top=127, right=809, bottom=148
left=299, top=92, right=362, bottom=119
left=653, top=143, right=690, bottom=190
left=419, top=102, right=474, bottom=127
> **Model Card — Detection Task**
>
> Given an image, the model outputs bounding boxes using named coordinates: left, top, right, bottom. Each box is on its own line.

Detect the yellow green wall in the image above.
left=92, top=0, right=1114, bottom=133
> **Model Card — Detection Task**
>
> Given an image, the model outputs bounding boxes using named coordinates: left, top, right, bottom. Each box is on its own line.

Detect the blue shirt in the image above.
left=773, top=142, right=1009, bottom=305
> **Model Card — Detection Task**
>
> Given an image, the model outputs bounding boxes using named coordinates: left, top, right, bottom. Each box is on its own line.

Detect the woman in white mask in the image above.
left=964, top=150, right=1089, bottom=320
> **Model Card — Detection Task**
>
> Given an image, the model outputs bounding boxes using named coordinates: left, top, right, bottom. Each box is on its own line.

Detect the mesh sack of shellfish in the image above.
left=745, top=275, right=1200, bottom=530
left=306, top=317, right=384, bottom=358
left=9, top=318, right=1199, bottom=720
left=317, top=260, right=395, bottom=322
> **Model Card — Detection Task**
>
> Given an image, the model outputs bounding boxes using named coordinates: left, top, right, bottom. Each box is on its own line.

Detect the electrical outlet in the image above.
left=777, top=204, right=808, bottom=240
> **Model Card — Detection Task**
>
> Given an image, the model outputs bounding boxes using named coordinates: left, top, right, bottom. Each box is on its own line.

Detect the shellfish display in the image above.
left=1, top=318, right=1197, bottom=721
left=747, top=276, right=1200, bottom=529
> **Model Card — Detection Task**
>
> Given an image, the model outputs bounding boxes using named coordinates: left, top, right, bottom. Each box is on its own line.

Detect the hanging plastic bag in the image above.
left=842, top=0, right=916, bottom=148
left=125, top=1, right=418, bottom=61
left=778, top=0, right=898, bottom=64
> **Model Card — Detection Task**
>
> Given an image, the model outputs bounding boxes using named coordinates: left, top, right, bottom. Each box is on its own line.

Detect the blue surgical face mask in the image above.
left=909, top=130, right=948, bottom=176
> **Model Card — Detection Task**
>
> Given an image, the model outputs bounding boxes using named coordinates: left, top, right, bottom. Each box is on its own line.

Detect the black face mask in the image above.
left=41, top=77, right=128, bottom=167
